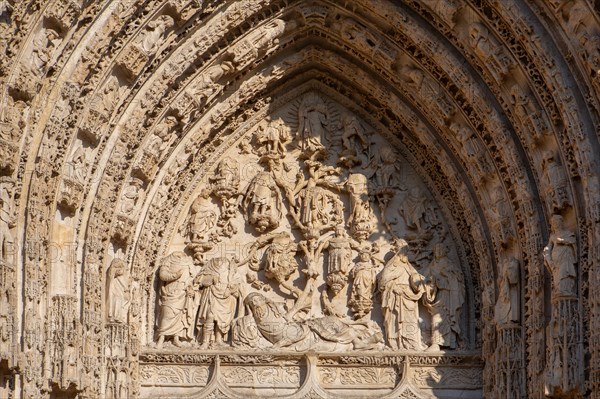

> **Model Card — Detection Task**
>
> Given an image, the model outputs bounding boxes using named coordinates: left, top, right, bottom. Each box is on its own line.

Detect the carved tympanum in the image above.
left=157, top=92, right=466, bottom=356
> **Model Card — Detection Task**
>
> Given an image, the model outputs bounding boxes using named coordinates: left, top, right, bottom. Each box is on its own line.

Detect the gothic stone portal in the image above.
left=135, top=91, right=482, bottom=398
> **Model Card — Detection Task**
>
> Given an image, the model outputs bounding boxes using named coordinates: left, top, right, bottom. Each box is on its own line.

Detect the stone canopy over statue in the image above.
left=157, top=91, right=467, bottom=353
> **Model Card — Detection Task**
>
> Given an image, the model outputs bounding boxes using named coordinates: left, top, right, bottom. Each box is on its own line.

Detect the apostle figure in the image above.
left=195, top=257, right=241, bottom=348
left=377, top=239, right=426, bottom=350
left=543, top=214, right=577, bottom=297
left=423, top=243, right=465, bottom=350
left=155, top=252, right=195, bottom=348
left=106, top=259, right=132, bottom=324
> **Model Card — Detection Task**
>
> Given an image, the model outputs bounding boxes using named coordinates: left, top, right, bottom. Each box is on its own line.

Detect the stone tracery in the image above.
left=0, top=0, right=598, bottom=398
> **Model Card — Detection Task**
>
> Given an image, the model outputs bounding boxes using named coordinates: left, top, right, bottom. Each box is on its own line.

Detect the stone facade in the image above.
left=0, top=0, right=599, bottom=398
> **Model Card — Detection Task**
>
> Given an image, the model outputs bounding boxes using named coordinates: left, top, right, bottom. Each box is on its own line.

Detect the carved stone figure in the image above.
left=423, top=243, right=465, bottom=350
left=182, top=189, right=216, bottom=244
left=346, top=173, right=375, bottom=241
left=91, top=75, right=122, bottom=117
left=368, top=147, right=401, bottom=192
left=468, top=22, right=511, bottom=81
left=510, top=84, right=545, bottom=141
left=292, top=161, right=343, bottom=238
left=66, top=143, right=87, bottom=183
left=211, top=157, right=239, bottom=199
left=194, top=257, right=241, bottom=348
left=31, top=27, right=60, bottom=76
left=494, top=257, right=520, bottom=326
left=349, top=244, right=382, bottom=319
left=120, top=178, right=143, bottom=215
left=106, top=259, right=132, bottom=324
left=338, top=113, right=369, bottom=167
left=544, top=215, right=577, bottom=297
left=489, top=185, right=514, bottom=246
left=297, top=92, right=328, bottom=160
left=236, top=292, right=383, bottom=351
left=0, top=178, right=15, bottom=265
left=399, top=187, right=429, bottom=231
left=542, top=151, right=571, bottom=211
left=378, top=239, right=426, bottom=350
left=264, top=233, right=301, bottom=296
left=140, top=15, right=174, bottom=53
left=191, top=61, right=235, bottom=105
left=147, top=116, right=178, bottom=159
left=323, top=225, right=359, bottom=294
left=227, top=19, right=285, bottom=67
left=256, top=119, right=290, bottom=160
left=451, top=121, right=493, bottom=179
left=156, top=252, right=195, bottom=348
left=242, top=172, right=282, bottom=232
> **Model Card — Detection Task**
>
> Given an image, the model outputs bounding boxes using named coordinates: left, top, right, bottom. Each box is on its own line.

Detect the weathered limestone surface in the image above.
left=0, top=0, right=599, bottom=397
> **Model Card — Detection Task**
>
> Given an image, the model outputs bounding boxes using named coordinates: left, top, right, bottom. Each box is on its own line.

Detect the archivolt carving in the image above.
left=0, top=0, right=598, bottom=397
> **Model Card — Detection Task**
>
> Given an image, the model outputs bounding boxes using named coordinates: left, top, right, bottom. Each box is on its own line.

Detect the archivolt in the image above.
left=1, top=0, right=598, bottom=397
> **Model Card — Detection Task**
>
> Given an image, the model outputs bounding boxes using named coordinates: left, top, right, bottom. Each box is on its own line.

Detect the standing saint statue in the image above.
left=195, top=257, right=241, bottom=349
left=106, top=259, right=132, bottom=324
left=423, top=243, right=465, bottom=351
left=543, top=214, right=577, bottom=297
left=377, top=239, right=426, bottom=350
left=494, top=257, right=520, bottom=326
left=155, top=252, right=196, bottom=348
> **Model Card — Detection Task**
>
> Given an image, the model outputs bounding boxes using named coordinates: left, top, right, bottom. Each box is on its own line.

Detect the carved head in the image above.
left=110, top=258, right=126, bottom=277
left=327, top=273, right=346, bottom=295
left=550, top=214, right=564, bottom=231
left=409, top=187, right=422, bottom=198
left=244, top=292, right=273, bottom=321
left=393, top=238, right=410, bottom=258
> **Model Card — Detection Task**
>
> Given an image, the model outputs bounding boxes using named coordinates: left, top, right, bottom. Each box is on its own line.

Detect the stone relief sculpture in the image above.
left=256, top=118, right=290, bottom=161
left=297, top=92, right=329, bottom=160
left=544, top=215, right=577, bottom=297
left=345, top=173, right=375, bottom=241
left=106, top=259, right=133, bottom=324
left=194, top=257, right=241, bottom=349
left=242, top=172, right=282, bottom=233
left=423, top=243, right=465, bottom=350
left=181, top=189, right=217, bottom=259
left=155, top=252, right=195, bottom=348
left=338, top=113, right=369, bottom=168
left=120, top=178, right=144, bottom=215
left=542, top=151, right=572, bottom=212
left=378, top=239, right=426, bottom=350
left=0, top=178, right=15, bottom=265
left=468, top=22, right=511, bottom=81
left=235, top=292, right=383, bottom=351
left=155, top=94, right=466, bottom=360
left=140, top=15, right=174, bottom=54
left=494, top=257, right=520, bottom=326
left=349, top=244, right=383, bottom=319
left=322, top=225, right=359, bottom=294
left=31, top=27, right=61, bottom=76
